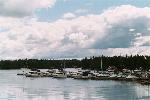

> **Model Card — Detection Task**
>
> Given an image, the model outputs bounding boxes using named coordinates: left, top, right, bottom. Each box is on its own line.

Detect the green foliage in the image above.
left=0, top=55, right=150, bottom=70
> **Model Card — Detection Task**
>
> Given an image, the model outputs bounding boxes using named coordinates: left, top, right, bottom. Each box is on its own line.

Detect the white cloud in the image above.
left=0, top=5, right=150, bottom=59
left=75, top=9, right=88, bottom=14
left=0, top=0, right=56, bottom=17
left=62, top=12, right=76, bottom=19
left=129, top=28, right=135, bottom=32
left=64, top=0, right=71, bottom=2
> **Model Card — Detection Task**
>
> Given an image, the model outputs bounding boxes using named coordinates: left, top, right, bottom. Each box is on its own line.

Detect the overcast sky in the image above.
left=0, top=0, right=150, bottom=59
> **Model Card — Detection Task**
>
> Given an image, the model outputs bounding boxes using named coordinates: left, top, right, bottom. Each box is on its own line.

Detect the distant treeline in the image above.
left=0, top=54, right=150, bottom=70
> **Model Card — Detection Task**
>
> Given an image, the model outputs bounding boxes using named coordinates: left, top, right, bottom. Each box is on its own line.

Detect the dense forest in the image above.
left=0, top=54, right=150, bottom=70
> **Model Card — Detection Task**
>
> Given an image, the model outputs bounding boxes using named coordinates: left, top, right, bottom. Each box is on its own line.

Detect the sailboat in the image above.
left=52, top=60, right=67, bottom=78
left=101, top=57, right=103, bottom=71
left=17, top=61, right=29, bottom=75
left=91, top=57, right=110, bottom=80
left=17, top=68, right=29, bottom=75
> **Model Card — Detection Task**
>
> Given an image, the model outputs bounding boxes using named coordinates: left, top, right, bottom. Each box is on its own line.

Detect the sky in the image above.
left=0, top=0, right=150, bottom=59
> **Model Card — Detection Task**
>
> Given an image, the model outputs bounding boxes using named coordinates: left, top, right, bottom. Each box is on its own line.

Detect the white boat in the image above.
left=17, top=68, right=29, bottom=75
left=47, top=69, right=56, bottom=77
left=126, top=74, right=138, bottom=81
left=25, top=69, right=40, bottom=77
left=109, top=74, right=118, bottom=80
left=73, top=74, right=83, bottom=79
left=67, top=72, right=78, bottom=78
left=73, top=72, right=81, bottom=77
left=53, top=71, right=67, bottom=78
left=25, top=71, right=39, bottom=77
left=39, top=72, right=48, bottom=77
left=74, top=71, right=91, bottom=80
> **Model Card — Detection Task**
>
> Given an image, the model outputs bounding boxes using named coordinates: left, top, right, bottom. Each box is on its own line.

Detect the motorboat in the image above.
left=126, top=74, right=138, bottom=81
left=74, top=71, right=91, bottom=80
left=25, top=69, right=40, bottom=77
left=46, top=69, right=56, bottom=77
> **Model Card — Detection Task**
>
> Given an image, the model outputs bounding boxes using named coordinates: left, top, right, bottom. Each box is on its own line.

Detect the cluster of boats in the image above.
left=17, top=68, right=150, bottom=85
left=17, top=68, right=67, bottom=78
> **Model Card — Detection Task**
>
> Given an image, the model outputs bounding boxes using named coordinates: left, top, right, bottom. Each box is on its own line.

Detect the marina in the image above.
left=17, top=68, right=150, bottom=85
left=0, top=0, right=150, bottom=100
left=0, top=70, right=150, bottom=100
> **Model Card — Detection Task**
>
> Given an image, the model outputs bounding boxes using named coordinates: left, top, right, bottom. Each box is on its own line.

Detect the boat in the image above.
left=74, top=70, right=91, bottom=80
left=17, top=68, right=29, bottom=75
left=17, top=62, right=31, bottom=76
left=108, top=74, right=118, bottom=80
left=91, top=58, right=110, bottom=80
left=126, top=74, right=138, bottom=81
left=72, top=71, right=82, bottom=79
left=116, top=74, right=126, bottom=81
left=25, top=71, right=39, bottom=77
left=53, top=70, right=67, bottom=78
left=46, top=69, right=56, bottom=77
left=139, top=80, right=150, bottom=85
left=39, top=71, right=49, bottom=77
left=91, top=73, right=110, bottom=80
left=67, top=72, right=78, bottom=78
left=25, top=69, right=40, bottom=77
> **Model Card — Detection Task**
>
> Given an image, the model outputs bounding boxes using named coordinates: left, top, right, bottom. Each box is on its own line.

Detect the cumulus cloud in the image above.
left=64, top=0, right=71, bottom=2
left=75, top=9, right=88, bottom=14
left=62, top=12, right=76, bottom=19
left=129, top=28, right=135, bottom=32
left=0, top=0, right=56, bottom=17
left=0, top=5, right=150, bottom=59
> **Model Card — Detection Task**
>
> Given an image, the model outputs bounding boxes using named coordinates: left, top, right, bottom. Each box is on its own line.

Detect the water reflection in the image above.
left=0, top=70, right=150, bottom=100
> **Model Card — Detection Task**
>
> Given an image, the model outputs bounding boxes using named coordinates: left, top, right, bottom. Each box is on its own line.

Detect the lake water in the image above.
left=0, top=70, right=150, bottom=100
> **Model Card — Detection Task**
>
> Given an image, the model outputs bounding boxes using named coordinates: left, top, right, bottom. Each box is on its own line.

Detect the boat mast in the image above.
left=26, top=59, right=28, bottom=69
left=101, top=57, right=103, bottom=71
left=63, top=60, right=65, bottom=69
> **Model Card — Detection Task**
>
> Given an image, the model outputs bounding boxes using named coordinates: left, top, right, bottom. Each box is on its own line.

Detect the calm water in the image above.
left=0, top=70, right=150, bottom=100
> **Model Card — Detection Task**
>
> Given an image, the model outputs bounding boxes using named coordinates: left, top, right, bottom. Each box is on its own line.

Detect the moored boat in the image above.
left=74, top=71, right=91, bottom=80
left=139, top=80, right=150, bottom=85
left=25, top=71, right=39, bottom=77
left=17, top=68, right=29, bottom=75
left=109, top=74, right=118, bottom=80
left=126, top=74, right=138, bottom=81
left=46, top=69, right=56, bottom=77
left=53, top=70, right=67, bottom=78
left=91, top=73, right=110, bottom=80
left=25, top=69, right=40, bottom=77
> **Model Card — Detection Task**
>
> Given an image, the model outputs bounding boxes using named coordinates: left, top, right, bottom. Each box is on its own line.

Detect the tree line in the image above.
left=0, top=54, right=150, bottom=70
